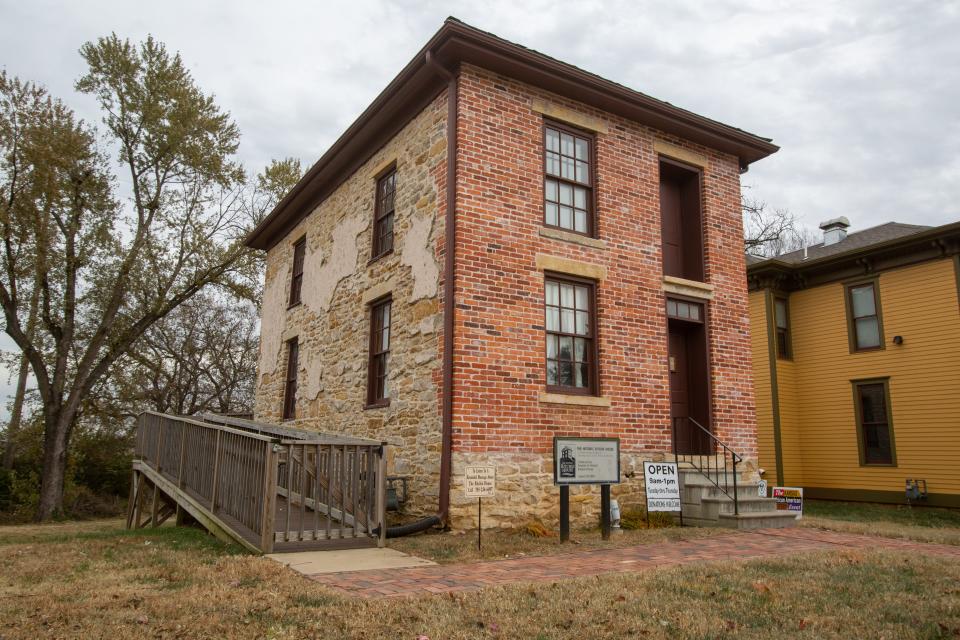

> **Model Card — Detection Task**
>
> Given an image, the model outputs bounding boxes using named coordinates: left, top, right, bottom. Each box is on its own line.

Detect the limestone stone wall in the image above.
left=254, top=89, right=449, bottom=517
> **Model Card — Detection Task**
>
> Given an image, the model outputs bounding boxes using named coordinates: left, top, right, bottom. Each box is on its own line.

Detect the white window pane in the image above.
left=574, top=210, right=587, bottom=233
left=775, top=299, right=787, bottom=329
left=382, top=327, right=390, bottom=350
left=561, top=156, right=575, bottom=180
left=561, top=133, right=574, bottom=156
left=576, top=161, right=589, bottom=184
left=546, top=307, right=559, bottom=331
left=546, top=281, right=559, bottom=305
left=559, top=361, right=573, bottom=386
left=559, top=182, right=573, bottom=205
left=561, top=284, right=574, bottom=307
left=856, top=317, right=881, bottom=349
left=667, top=300, right=677, bottom=316
left=545, top=202, right=558, bottom=226
left=561, top=308, right=574, bottom=333
left=546, top=335, right=557, bottom=359
left=559, top=206, right=573, bottom=229
left=575, top=337, right=588, bottom=361
left=574, top=187, right=587, bottom=209
left=546, top=128, right=559, bottom=152
left=575, top=137, right=588, bottom=160
left=575, top=311, right=589, bottom=335
left=545, top=179, right=558, bottom=202
left=558, top=336, right=573, bottom=360
left=575, top=286, right=588, bottom=309
left=690, top=304, right=700, bottom=321
left=851, top=285, right=876, bottom=318
left=546, top=152, right=560, bottom=176
left=574, top=360, right=586, bottom=387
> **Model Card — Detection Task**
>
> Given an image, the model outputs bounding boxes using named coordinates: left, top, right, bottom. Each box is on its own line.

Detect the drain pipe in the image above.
left=427, top=50, right=457, bottom=528
left=379, top=51, right=456, bottom=539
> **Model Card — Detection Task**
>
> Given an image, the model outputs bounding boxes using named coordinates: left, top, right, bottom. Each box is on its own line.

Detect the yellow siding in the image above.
left=749, top=291, right=776, bottom=481
left=771, top=258, right=960, bottom=496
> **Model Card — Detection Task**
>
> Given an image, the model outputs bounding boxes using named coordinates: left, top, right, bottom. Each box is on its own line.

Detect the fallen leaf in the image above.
left=752, top=580, right=771, bottom=594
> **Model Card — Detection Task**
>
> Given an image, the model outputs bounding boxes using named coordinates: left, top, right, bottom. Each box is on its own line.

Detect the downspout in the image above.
left=375, top=54, right=457, bottom=539
left=428, top=50, right=457, bottom=527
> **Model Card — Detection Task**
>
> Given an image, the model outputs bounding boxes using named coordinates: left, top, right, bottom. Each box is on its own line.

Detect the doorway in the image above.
left=666, top=298, right=711, bottom=455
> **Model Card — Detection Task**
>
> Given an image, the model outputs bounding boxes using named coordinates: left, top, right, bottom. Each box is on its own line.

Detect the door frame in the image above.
left=663, top=294, right=714, bottom=454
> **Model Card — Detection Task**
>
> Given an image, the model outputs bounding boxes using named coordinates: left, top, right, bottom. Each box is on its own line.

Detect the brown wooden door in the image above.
left=660, top=177, right=683, bottom=278
left=668, top=327, right=691, bottom=453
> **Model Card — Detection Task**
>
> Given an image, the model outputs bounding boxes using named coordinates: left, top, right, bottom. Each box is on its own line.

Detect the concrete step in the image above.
left=700, top=495, right=780, bottom=516
left=681, top=482, right=767, bottom=505
left=717, top=511, right=798, bottom=530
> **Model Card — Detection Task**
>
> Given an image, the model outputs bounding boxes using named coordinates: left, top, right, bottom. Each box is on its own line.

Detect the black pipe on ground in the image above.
left=375, top=515, right=442, bottom=539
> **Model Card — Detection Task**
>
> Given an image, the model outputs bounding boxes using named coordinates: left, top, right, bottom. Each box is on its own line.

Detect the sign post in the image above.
left=464, top=466, right=496, bottom=551
left=553, top=437, right=621, bottom=542
left=642, top=461, right=682, bottom=526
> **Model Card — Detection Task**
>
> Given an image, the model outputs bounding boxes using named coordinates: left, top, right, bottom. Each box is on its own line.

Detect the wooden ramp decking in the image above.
left=128, top=412, right=387, bottom=553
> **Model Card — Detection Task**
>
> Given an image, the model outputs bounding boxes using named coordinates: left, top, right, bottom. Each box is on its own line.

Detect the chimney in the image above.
left=819, top=216, right=850, bottom=247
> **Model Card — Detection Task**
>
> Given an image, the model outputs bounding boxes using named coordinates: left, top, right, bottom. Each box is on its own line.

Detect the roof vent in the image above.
left=819, top=216, right=850, bottom=247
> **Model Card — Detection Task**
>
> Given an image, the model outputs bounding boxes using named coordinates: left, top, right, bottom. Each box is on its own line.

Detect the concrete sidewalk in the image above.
left=268, top=547, right=435, bottom=576
left=304, top=528, right=960, bottom=598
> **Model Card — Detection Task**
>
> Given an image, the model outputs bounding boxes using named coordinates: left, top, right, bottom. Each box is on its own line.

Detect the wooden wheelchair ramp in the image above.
left=128, top=412, right=388, bottom=553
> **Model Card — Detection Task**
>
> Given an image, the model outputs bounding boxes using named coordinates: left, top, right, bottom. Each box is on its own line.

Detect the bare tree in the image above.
left=0, top=37, right=259, bottom=519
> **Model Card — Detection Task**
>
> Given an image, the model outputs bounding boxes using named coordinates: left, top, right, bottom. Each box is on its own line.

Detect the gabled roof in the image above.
left=751, top=222, right=932, bottom=266
left=246, top=17, right=779, bottom=250
left=747, top=219, right=960, bottom=291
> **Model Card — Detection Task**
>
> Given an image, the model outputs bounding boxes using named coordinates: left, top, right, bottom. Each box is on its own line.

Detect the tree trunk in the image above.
left=2, top=286, right=40, bottom=470
left=35, top=411, right=71, bottom=521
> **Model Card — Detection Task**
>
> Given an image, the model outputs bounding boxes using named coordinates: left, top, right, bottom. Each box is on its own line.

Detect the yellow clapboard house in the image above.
left=748, top=217, right=960, bottom=507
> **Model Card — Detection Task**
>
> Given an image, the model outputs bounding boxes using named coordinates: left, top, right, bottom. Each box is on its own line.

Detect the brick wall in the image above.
left=449, top=64, right=757, bottom=527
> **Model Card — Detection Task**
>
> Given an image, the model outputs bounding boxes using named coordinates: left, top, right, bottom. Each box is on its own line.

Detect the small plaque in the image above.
left=464, top=466, right=496, bottom=498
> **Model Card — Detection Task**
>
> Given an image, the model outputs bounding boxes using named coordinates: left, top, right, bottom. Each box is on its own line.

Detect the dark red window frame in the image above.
left=372, top=168, right=396, bottom=260
left=543, top=121, right=595, bottom=237
left=366, top=295, right=392, bottom=407
left=544, top=274, right=598, bottom=395
left=289, top=237, right=306, bottom=307
left=282, top=337, right=299, bottom=421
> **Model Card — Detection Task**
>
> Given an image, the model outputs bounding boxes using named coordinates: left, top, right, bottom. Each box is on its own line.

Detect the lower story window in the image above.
left=367, top=296, right=392, bottom=406
left=853, top=379, right=895, bottom=465
left=545, top=275, right=596, bottom=394
left=282, top=338, right=299, bottom=421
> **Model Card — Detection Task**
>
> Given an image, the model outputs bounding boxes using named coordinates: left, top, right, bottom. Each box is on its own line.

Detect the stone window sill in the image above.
left=364, top=399, right=391, bottom=410
left=539, top=226, right=608, bottom=250
left=538, top=392, right=612, bottom=407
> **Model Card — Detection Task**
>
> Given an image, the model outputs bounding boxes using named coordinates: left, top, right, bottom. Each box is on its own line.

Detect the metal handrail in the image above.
left=672, top=416, right=742, bottom=516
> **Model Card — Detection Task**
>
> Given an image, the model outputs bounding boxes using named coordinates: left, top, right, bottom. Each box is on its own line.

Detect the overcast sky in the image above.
left=1, top=0, right=958, bottom=416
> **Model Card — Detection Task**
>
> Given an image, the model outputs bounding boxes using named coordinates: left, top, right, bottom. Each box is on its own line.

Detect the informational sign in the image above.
left=757, top=479, right=768, bottom=498
left=464, top=466, right=496, bottom=498
left=553, top=437, right=620, bottom=485
left=773, top=486, right=803, bottom=518
left=643, top=461, right=681, bottom=512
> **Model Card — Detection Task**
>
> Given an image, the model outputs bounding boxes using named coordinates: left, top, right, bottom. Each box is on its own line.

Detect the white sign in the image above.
left=643, top=461, right=681, bottom=512
left=553, top=437, right=620, bottom=485
left=464, top=466, right=496, bottom=498
left=757, top=479, right=768, bottom=497
left=773, top=486, right=803, bottom=519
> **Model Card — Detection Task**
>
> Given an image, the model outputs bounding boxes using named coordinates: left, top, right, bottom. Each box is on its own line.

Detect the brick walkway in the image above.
left=307, top=528, right=960, bottom=598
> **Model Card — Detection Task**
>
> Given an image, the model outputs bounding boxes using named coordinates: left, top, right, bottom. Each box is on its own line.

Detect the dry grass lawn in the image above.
left=803, top=500, right=960, bottom=546
left=2, top=518, right=960, bottom=639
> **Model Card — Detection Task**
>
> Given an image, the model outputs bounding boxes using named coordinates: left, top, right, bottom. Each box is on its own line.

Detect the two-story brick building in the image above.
left=246, top=18, right=779, bottom=528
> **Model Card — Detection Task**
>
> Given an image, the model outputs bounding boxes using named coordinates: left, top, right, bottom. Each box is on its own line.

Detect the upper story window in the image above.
left=544, top=123, right=593, bottom=236
left=774, top=297, right=791, bottom=359
left=372, top=168, right=396, bottom=260
left=289, top=237, right=306, bottom=307
left=366, top=296, right=392, bottom=407
left=846, top=281, right=883, bottom=351
left=545, top=275, right=597, bottom=394
left=853, top=379, right=895, bottom=465
left=282, top=337, right=299, bottom=421
left=659, top=159, right=704, bottom=282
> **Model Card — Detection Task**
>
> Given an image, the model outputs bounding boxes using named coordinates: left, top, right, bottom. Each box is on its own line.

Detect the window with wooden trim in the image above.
left=847, top=281, right=883, bottom=351
left=545, top=275, right=597, bottom=394
left=666, top=298, right=703, bottom=323
left=282, top=338, right=299, bottom=421
left=289, top=237, right=306, bottom=307
left=372, top=169, right=396, bottom=259
left=853, top=380, right=895, bottom=465
left=774, top=297, right=791, bottom=359
left=659, top=159, right=704, bottom=282
left=366, top=296, right=392, bottom=406
left=544, top=123, right=593, bottom=236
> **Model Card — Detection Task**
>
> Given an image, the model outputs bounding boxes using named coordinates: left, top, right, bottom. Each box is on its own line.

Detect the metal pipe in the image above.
left=426, top=49, right=458, bottom=527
